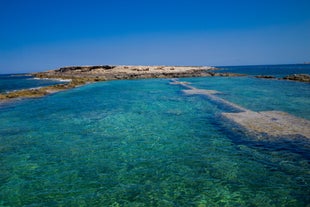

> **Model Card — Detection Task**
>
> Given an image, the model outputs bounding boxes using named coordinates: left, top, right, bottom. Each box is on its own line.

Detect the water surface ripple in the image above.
left=0, top=78, right=309, bottom=206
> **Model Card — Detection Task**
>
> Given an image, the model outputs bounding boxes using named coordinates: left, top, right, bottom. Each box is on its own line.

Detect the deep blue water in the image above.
left=0, top=74, right=68, bottom=93
left=217, top=64, right=310, bottom=77
left=0, top=65, right=309, bottom=206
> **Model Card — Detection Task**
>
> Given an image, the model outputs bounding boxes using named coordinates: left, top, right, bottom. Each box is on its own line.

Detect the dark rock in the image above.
left=56, top=65, right=115, bottom=73
left=210, top=72, right=246, bottom=77
left=283, top=74, right=310, bottom=82
left=255, top=75, right=276, bottom=79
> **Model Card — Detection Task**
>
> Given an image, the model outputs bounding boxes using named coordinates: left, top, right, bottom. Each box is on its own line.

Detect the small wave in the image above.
left=5, top=86, right=43, bottom=93
left=32, top=77, right=72, bottom=82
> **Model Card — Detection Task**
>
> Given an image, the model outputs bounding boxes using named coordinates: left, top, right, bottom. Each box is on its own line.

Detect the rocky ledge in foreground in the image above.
left=0, top=65, right=245, bottom=100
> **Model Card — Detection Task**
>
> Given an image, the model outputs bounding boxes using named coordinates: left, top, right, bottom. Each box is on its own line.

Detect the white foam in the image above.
left=32, top=77, right=71, bottom=82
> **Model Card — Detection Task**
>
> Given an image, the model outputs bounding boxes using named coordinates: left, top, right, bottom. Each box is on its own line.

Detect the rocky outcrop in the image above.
left=254, top=74, right=310, bottom=82
left=283, top=74, right=310, bottom=82
left=255, top=75, right=276, bottom=79
left=56, top=65, right=115, bottom=73
left=209, top=72, right=246, bottom=77
left=0, top=76, right=106, bottom=100
left=37, top=65, right=216, bottom=79
left=35, top=65, right=246, bottom=80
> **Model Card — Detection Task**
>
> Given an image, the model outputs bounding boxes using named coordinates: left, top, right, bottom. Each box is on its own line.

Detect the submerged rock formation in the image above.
left=171, top=79, right=310, bottom=139
left=222, top=110, right=310, bottom=139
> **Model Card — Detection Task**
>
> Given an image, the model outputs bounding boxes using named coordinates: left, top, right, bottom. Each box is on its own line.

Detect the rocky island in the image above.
left=0, top=65, right=245, bottom=100
left=33, top=65, right=243, bottom=80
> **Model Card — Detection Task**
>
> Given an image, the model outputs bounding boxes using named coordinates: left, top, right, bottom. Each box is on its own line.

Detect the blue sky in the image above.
left=0, top=0, right=310, bottom=73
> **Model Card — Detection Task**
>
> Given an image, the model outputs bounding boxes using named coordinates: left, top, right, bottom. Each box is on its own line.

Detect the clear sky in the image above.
left=1, top=0, right=310, bottom=73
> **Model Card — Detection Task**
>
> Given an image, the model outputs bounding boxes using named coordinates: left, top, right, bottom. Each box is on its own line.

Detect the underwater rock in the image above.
left=222, top=110, right=310, bottom=139
left=170, top=79, right=310, bottom=139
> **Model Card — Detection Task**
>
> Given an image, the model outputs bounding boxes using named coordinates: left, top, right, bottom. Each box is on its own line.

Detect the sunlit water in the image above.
left=0, top=65, right=310, bottom=206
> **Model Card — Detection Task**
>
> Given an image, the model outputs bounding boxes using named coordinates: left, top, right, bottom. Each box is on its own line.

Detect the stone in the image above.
left=222, top=111, right=310, bottom=138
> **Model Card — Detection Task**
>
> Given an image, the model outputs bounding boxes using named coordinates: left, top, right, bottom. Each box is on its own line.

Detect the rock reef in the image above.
left=255, top=74, right=310, bottom=82
left=283, top=74, right=310, bottom=82
left=255, top=75, right=276, bottom=79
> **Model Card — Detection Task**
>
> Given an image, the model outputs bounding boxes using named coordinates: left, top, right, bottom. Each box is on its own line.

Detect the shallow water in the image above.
left=0, top=77, right=309, bottom=206
left=183, top=76, right=310, bottom=120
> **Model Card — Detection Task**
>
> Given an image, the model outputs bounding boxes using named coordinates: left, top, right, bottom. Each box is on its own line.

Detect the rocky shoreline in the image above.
left=0, top=65, right=245, bottom=100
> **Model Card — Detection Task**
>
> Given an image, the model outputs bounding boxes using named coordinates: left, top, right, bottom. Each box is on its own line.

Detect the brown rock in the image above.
left=255, top=75, right=276, bottom=79
left=283, top=74, right=310, bottom=82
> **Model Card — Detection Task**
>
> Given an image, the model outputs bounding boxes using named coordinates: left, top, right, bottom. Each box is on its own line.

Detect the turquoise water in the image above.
left=183, top=76, right=310, bottom=120
left=0, top=75, right=309, bottom=206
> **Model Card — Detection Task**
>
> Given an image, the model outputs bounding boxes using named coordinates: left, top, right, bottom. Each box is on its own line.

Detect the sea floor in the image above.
left=0, top=77, right=309, bottom=206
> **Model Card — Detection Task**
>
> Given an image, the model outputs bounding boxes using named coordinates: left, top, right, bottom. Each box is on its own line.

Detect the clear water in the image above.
left=183, top=76, right=310, bottom=120
left=0, top=74, right=66, bottom=93
left=0, top=66, right=310, bottom=206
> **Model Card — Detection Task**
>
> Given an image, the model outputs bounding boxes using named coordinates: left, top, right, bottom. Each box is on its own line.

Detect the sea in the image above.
left=0, top=64, right=309, bottom=206
left=0, top=74, right=68, bottom=94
